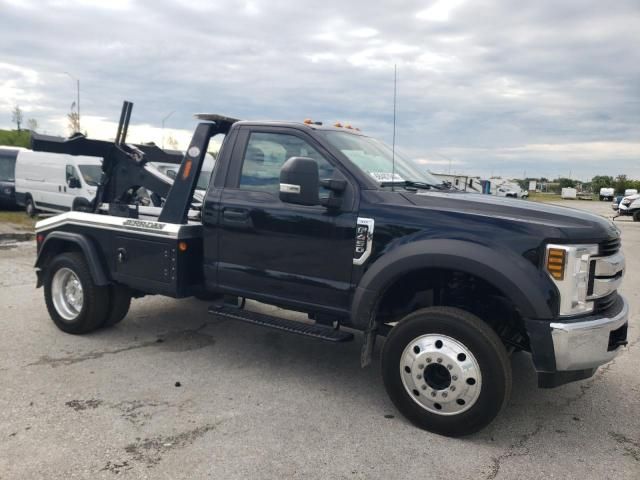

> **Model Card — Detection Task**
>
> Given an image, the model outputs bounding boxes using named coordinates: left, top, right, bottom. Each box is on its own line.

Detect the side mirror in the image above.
left=279, top=157, right=319, bottom=206
left=68, top=177, right=81, bottom=189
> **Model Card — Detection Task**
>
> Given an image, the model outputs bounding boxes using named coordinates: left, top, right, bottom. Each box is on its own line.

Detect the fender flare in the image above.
left=350, top=239, right=556, bottom=330
left=35, top=231, right=110, bottom=286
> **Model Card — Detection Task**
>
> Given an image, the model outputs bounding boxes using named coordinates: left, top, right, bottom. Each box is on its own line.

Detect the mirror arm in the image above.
left=320, top=178, right=347, bottom=192
left=320, top=195, right=342, bottom=209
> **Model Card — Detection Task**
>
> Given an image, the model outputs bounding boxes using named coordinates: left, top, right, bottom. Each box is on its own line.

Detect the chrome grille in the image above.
left=599, top=237, right=621, bottom=256
left=594, top=292, right=619, bottom=313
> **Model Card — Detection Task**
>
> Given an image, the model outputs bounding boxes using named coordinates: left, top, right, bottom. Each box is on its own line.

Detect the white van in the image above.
left=15, top=150, right=102, bottom=216
left=599, top=187, right=615, bottom=201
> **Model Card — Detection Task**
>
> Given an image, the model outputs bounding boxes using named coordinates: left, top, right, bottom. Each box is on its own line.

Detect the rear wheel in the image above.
left=104, top=284, right=132, bottom=327
left=44, top=252, right=110, bottom=334
left=382, top=307, right=511, bottom=437
left=633, top=210, right=640, bottom=222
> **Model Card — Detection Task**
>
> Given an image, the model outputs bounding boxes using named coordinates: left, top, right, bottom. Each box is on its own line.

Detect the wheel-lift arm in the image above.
left=31, top=101, right=238, bottom=223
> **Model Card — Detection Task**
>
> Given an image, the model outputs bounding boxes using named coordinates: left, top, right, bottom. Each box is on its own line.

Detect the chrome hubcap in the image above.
left=51, top=268, right=84, bottom=321
left=400, top=334, right=482, bottom=415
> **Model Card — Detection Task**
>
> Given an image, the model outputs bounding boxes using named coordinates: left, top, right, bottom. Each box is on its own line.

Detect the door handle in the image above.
left=223, top=208, right=250, bottom=221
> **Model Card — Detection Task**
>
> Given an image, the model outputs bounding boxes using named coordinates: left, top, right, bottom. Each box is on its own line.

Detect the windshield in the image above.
left=0, top=158, right=16, bottom=182
left=78, top=164, right=102, bottom=187
left=322, top=131, right=442, bottom=187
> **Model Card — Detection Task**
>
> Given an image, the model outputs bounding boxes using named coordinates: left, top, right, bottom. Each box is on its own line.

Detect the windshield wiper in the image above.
left=380, top=180, right=444, bottom=190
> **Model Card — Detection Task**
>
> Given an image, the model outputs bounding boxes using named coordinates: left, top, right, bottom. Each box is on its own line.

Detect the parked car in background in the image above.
left=15, top=150, right=102, bottom=216
left=612, top=195, right=625, bottom=211
left=599, top=187, right=615, bottom=201
left=0, top=147, right=24, bottom=209
left=150, top=153, right=215, bottom=204
left=617, top=193, right=640, bottom=221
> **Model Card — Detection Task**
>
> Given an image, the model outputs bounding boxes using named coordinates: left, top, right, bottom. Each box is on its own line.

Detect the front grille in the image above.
left=594, top=292, right=618, bottom=313
left=599, top=237, right=621, bottom=256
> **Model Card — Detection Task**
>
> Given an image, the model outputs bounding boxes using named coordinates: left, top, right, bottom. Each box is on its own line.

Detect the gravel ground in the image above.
left=0, top=200, right=638, bottom=479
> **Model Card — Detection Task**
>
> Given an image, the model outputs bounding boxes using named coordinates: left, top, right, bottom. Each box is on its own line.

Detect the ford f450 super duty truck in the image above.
left=32, top=102, right=628, bottom=436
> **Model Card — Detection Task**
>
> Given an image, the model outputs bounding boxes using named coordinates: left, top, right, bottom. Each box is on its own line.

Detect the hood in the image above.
left=403, top=190, right=618, bottom=242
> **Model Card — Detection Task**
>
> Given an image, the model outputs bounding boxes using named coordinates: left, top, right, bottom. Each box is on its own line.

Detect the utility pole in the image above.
left=64, top=72, right=80, bottom=131
left=161, top=111, right=175, bottom=149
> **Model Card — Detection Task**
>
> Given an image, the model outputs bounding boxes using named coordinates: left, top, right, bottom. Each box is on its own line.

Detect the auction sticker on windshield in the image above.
left=369, top=172, right=405, bottom=183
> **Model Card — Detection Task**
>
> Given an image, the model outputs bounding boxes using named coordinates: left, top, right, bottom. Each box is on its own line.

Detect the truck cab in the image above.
left=32, top=106, right=628, bottom=437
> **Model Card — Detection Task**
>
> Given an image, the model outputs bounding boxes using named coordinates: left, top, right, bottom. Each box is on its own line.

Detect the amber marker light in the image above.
left=178, top=241, right=188, bottom=252
left=182, top=160, right=192, bottom=180
left=546, top=248, right=566, bottom=280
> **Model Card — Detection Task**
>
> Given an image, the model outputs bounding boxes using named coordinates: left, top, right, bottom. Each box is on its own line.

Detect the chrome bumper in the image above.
left=550, top=296, right=629, bottom=371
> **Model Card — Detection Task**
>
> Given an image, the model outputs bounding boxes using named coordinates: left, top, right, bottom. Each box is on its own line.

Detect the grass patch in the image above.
left=528, top=192, right=562, bottom=202
left=0, top=211, right=35, bottom=230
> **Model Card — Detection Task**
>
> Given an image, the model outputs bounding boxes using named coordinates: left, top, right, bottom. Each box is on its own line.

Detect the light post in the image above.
left=64, top=71, right=80, bottom=132
left=161, top=111, right=175, bottom=149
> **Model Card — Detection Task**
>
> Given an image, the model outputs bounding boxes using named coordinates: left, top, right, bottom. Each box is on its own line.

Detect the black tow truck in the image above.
left=33, top=102, right=628, bottom=436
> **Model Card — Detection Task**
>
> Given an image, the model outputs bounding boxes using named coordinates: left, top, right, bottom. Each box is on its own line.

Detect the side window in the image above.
left=65, top=165, right=78, bottom=182
left=239, top=132, right=334, bottom=197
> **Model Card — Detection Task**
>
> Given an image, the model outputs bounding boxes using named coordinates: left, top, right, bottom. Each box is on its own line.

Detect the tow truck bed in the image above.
left=36, top=211, right=205, bottom=297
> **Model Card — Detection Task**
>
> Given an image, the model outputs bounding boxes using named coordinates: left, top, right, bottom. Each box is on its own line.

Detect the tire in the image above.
left=633, top=211, right=640, bottom=222
left=382, top=307, right=512, bottom=437
left=103, top=284, right=132, bottom=327
left=44, top=252, right=110, bottom=334
left=72, top=197, right=93, bottom=212
left=25, top=196, right=37, bottom=217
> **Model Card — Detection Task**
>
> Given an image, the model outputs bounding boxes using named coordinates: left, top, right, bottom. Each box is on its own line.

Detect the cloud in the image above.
left=0, top=0, right=638, bottom=179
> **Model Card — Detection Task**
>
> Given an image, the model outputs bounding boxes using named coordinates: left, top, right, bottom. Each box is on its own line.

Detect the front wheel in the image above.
left=382, top=307, right=512, bottom=437
left=633, top=211, right=640, bottom=222
left=25, top=196, right=38, bottom=217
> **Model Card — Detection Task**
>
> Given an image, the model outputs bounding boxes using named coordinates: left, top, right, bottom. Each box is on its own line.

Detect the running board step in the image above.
left=208, top=305, right=354, bottom=342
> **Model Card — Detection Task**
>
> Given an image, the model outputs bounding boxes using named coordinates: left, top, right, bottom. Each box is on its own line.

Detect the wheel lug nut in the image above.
left=431, top=392, right=436, bottom=397
left=442, top=392, right=448, bottom=398
left=452, top=375, right=458, bottom=381
left=450, top=386, right=456, bottom=391
left=417, top=374, right=422, bottom=380
left=447, top=364, right=453, bottom=370
left=418, top=364, right=424, bottom=370
left=437, top=358, right=442, bottom=363
left=421, top=385, right=427, bottom=390
left=426, top=357, right=432, bottom=363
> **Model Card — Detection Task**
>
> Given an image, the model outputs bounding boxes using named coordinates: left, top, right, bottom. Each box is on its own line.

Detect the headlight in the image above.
left=545, top=244, right=598, bottom=316
left=621, top=198, right=631, bottom=206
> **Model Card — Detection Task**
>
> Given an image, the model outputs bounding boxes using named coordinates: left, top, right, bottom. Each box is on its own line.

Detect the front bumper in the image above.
left=550, top=295, right=629, bottom=371
left=526, top=294, right=629, bottom=387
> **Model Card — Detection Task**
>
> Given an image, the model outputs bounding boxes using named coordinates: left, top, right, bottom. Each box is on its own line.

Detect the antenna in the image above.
left=391, top=64, right=397, bottom=191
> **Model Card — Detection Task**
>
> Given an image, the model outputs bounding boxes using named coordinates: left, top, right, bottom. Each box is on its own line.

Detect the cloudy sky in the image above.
left=1, top=0, right=638, bottom=180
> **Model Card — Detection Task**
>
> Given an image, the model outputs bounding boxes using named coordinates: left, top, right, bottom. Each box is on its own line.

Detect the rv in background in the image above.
left=0, top=147, right=24, bottom=209
left=15, top=150, right=102, bottom=216
left=431, top=173, right=483, bottom=193
left=432, top=173, right=527, bottom=198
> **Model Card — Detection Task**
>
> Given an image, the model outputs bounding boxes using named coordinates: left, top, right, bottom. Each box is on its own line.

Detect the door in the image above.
left=63, top=164, right=82, bottom=210
left=216, top=128, right=357, bottom=313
